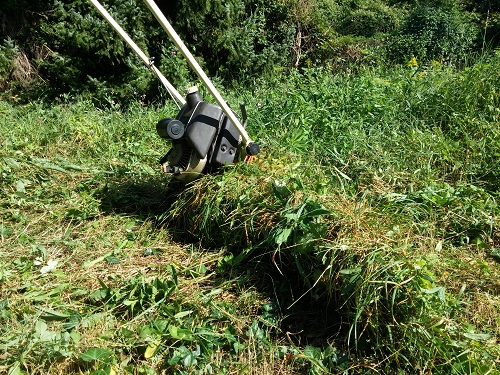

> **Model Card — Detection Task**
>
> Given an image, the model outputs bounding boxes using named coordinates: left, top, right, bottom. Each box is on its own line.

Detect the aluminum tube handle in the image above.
left=89, top=0, right=185, bottom=107
left=142, top=0, right=258, bottom=152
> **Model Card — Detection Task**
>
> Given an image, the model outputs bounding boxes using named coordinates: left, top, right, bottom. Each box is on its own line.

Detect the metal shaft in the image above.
left=142, top=0, right=253, bottom=146
left=89, top=0, right=185, bottom=107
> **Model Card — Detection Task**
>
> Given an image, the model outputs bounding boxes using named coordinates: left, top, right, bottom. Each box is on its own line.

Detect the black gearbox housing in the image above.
left=157, top=88, right=241, bottom=171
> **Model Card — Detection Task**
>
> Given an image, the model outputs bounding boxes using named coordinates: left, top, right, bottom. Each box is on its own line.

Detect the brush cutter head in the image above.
left=157, top=87, right=246, bottom=182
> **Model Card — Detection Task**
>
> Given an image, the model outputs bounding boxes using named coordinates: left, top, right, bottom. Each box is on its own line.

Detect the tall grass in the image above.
left=168, top=56, right=500, bottom=373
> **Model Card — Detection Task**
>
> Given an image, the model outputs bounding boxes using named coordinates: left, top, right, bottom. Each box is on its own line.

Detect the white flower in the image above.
left=40, top=259, right=58, bottom=274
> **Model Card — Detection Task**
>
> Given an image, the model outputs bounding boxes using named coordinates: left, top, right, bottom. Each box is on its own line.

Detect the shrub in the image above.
left=1, top=0, right=297, bottom=103
left=389, top=2, right=480, bottom=64
left=168, top=0, right=295, bottom=80
left=35, top=0, right=164, bottom=104
left=464, top=0, right=500, bottom=49
left=285, top=0, right=403, bottom=69
left=0, top=39, right=19, bottom=91
left=338, top=0, right=404, bottom=37
left=0, top=0, right=493, bottom=104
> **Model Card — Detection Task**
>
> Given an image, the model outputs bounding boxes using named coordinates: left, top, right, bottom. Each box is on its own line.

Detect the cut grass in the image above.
left=0, top=102, right=303, bottom=374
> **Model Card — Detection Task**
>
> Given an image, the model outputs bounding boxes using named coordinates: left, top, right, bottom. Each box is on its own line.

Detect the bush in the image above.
left=464, top=0, right=500, bottom=49
left=389, top=2, right=480, bottom=64
left=0, top=0, right=493, bottom=104
left=0, top=39, right=19, bottom=91
left=167, top=0, right=295, bottom=80
left=1, top=0, right=297, bottom=104
left=338, top=0, right=404, bottom=37
left=35, top=0, right=168, bottom=104
left=284, top=0, right=403, bottom=69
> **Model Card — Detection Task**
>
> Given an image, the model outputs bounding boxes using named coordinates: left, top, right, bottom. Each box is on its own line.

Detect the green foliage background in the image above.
left=1, top=0, right=499, bottom=103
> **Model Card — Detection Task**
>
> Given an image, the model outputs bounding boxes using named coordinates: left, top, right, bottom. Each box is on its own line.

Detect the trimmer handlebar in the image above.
left=89, top=0, right=260, bottom=182
left=89, top=0, right=259, bottom=153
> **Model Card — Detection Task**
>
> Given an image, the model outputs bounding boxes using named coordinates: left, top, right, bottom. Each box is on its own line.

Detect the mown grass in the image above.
left=1, top=55, right=500, bottom=374
left=0, top=101, right=302, bottom=374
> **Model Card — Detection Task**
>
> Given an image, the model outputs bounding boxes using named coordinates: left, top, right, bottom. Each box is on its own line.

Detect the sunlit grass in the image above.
left=1, top=56, right=499, bottom=374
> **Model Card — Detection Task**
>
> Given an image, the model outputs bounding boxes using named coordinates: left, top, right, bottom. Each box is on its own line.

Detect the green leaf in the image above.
left=491, top=248, right=500, bottom=262
left=120, top=327, right=135, bottom=339
left=7, top=361, right=21, bottom=375
left=80, top=347, right=114, bottom=362
left=197, top=264, right=207, bottom=274
left=39, top=307, right=71, bottom=321
left=105, top=256, right=120, bottom=264
left=146, top=319, right=168, bottom=333
left=16, top=180, right=25, bottom=193
left=0, top=224, right=12, bottom=235
left=34, top=319, right=59, bottom=342
left=70, top=331, right=81, bottom=344
left=124, top=220, right=135, bottom=231
left=35, top=319, right=47, bottom=335
left=174, top=310, right=193, bottom=319
left=168, top=325, right=193, bottom=340
left=183, top=348, right=199, bottom=367
left=274, top=227, right=292, bottom=245
left=3, top=157, right=21, bottom=169
left=304, top=345, right=322, bottom=359
left=339, top=267, right=361, bottom=275
left=463, top=332, right=491, bottom=341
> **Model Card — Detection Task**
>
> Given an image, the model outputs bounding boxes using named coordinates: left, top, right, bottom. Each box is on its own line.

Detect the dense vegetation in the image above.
left=1, top=0, right=499, bottom=103
left=1, top=0, right=499, bottom=374
left=2, top=57, right=499, bottom=374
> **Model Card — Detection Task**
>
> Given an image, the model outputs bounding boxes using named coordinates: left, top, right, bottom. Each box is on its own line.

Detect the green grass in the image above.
left=0, top=101, right=301, bottom=374
left=1, top=55, right=500, bottom=374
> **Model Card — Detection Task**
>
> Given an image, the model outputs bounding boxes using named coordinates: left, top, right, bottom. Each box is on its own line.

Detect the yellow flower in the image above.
left=407, top=57, right=418, bottom=67
left=431, top=60, right=441, bottom=68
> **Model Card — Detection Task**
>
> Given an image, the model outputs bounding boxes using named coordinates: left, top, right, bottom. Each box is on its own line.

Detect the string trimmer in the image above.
left=90, top=0, right=260, bottom=182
